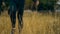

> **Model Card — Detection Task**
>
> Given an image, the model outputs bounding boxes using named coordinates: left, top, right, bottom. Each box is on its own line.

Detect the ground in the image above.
left=0, top=10, right=60, bottom=34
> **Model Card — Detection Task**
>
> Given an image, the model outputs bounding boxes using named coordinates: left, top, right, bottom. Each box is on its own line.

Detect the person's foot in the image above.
left=18, top=23, right=23, bottom=34
left=11, top=28, right=16, bottom=34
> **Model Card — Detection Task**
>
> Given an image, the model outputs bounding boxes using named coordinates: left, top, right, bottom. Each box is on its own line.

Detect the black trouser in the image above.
left=9, top=0, right=24, bottom=28
left=0, top=0, right=2, bottom=14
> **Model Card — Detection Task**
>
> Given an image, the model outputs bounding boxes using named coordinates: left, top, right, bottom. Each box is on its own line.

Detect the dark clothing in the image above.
left=9, top=0, right=25, bottom=29
left=0, top=0, right=2, bottom=14
left=32, top=0, right=37, bottom=2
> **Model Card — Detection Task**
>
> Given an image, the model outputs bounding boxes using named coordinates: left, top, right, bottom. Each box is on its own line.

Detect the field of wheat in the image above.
left=0, top=10, right=60, bottom=34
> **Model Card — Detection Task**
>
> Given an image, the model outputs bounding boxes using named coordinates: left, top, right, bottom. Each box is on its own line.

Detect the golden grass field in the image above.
left=0, top=10, right=60, bottom=34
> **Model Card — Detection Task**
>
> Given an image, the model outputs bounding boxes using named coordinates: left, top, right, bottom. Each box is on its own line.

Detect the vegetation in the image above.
left=0, top=11, right=60, bottom=34
left=1, top=0, right=58, bottom=10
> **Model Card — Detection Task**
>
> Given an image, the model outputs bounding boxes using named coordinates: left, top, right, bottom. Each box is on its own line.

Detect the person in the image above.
left=32, top=0, right=38, bottom=11
left=8, top=0, right=25, bottom=34
left=0, top=0, right=2, bottom=15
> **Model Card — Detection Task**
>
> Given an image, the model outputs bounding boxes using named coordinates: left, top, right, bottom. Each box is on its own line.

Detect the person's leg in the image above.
left=17, top=8, right=24, bottom=34
left=17, top=1, right=25, bottom=33
left=17, top=9, right=24, bottom=29
left=0, top=0, right=2, bottom=15
left=9, top=1, right=17, bottom=34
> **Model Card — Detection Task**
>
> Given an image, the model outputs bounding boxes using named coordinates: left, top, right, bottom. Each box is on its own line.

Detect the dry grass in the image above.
left=0, top=10, right=60, bottom=34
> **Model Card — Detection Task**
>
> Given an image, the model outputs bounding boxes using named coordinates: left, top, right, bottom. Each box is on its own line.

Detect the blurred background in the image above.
left=0, top=0, right=59, bottom=10
left=0, top=0, right=60, bottom=34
